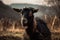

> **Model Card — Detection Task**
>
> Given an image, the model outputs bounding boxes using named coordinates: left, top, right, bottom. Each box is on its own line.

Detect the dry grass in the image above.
left=43, top=15, right=60, bottom=32
left=0, top=18, right=27, bottom=40
left=43, top=15, right=60, bottom=40
left=0, top=15, right=60, bottom=40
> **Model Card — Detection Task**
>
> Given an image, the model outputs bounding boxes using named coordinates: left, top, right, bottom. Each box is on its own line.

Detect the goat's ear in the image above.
left=13, top=8, right=22, bottom=12
left=33, top=9, right=39, bottom=13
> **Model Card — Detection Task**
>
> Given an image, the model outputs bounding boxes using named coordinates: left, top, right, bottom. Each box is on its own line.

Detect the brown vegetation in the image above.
left=0, top=15, right=60, bottom=40
left=43, top=15, right=60, bottom=32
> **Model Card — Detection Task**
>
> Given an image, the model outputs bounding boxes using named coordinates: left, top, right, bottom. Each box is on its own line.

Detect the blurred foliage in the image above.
left=44, top=0, right=60, bottom=18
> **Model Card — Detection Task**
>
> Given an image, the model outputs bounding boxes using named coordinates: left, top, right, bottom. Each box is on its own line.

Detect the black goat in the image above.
left=13, top=7, right=51, bottom=40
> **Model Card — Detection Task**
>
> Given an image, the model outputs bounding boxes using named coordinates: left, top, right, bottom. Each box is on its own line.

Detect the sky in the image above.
left=1, top=0, right=47, bottom=5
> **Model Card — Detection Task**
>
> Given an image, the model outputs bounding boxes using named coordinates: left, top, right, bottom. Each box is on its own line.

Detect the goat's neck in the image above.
left=27, top=16, right=34, bottom=27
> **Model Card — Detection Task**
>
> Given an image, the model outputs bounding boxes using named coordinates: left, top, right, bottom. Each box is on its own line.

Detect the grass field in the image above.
left=0, top=15, right=60, bottom=40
